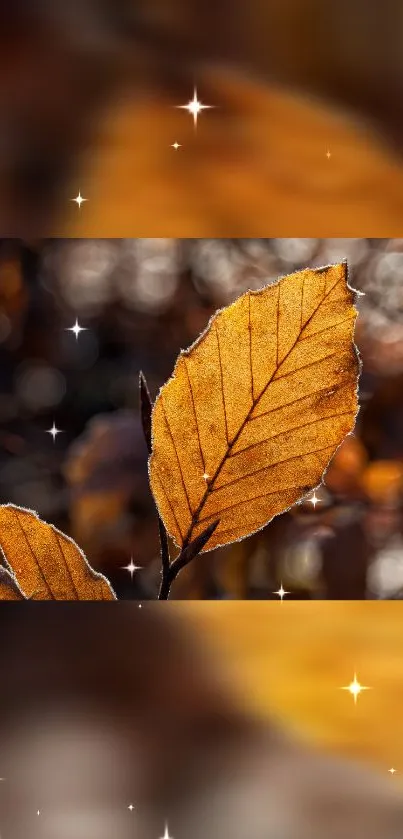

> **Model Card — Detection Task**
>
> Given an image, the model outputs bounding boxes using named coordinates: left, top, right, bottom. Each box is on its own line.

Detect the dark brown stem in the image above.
left=139, top=371, right=171, bottom=589
left=139, top=371, right=153, bottom=454
left=140, top=370, right=219, bottom=600
left=158, top=519, right=220, bottom=600
left=158, top=518, right=170, bottom=580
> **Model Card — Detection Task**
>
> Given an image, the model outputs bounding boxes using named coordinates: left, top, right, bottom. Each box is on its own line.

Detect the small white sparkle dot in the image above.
left=326, top=150, right=332, bottom=159
left=310, top=491, right=321, bottom=508
left=122, top=558, right=142, bottom=580
left=37, top=810, right=40, bottom=816
left=128, top=804, right=135, bottom=812
left=71, top=191, right=87, bottom=208
left=66, top=319, right=87, bottom=340
left=273, top=583, right=289, bottom=601
left=389, top=768, right=397, bottom=775
left=46, top=422, right=63, bottom=442
left=176, top=88, right=213, bottom=128
left=171, top=142, right=182, bottom=150
left=203, top=472, right=210, bottom=481
left=341, top=672, right=371, bottom=704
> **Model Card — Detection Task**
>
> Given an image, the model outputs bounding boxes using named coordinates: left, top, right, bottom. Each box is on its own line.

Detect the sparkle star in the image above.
left=46, top=422, right=63, bottom=442
left=273, top=583, right=289, bottom=601
left=122, top=558, right=142, bottom=580
left=37, top=811, right=40, bottom=816
left=128, top=804, right=135, bottom=812
left=389, top=768, right=397, bottom=775
left=171, top=142, right=182, bottom=150
left=326, top=150, right=332, bottom=159
left=341, top=673, right=371, bottom=704
left=203, top=472, right=210, bottom=481
left=310, top=491, right=321, bottom=508
left=66, top=319, right=87, bottom=340
left=160, top=824, right=173, bottom=839
left=71, top=191, right=87, bottom=208
left=176, top=88, right=213, bottom=128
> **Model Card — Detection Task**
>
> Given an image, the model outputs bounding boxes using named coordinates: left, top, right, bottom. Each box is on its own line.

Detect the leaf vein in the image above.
left=199, top=484, right=307, bottom=525
left=10, top=509, right=55, bottom=599
left=212, top=443, right=335, bottom=495
left=276, top=282, right=280, bottom=367
left=155, top=468, right=184, bottom=541
left=298, top=315, right=354, bottom=343
left=248, top=293, right=254, bottom=402
left=184, top=357, right=206, bottom=473
left=161, top=400, right=193, bottom=519
left=250, top=378, right=351, bottom=423
left=272, top=349, right=340, bottom=384
left=230, top=410, right=355, bottom=459
left=216, top=322, right=229, bottom=444
left=53, top=533, right=81, bottom=599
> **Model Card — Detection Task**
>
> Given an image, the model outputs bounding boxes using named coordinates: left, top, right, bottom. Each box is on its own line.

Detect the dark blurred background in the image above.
left=1, top=238, right=403, bottom=599
left=3, top=2, right=403, bottom=234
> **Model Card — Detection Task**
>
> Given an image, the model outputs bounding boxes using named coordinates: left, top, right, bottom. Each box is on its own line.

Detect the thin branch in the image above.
left=170, top=519, right=220, bottom=577
left=158, top=519, right=220, bottom=600
left=139, top=371, right=171, bottom=584
left=140, top=371, right=219, bottom=599
left=158, top=518, right=170, bottom=581
left=139, top=371, right=153, bottom=455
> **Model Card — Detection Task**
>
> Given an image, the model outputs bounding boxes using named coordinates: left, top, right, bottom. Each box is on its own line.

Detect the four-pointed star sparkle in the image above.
left=71, top=191, right=87, bottom=208
left=176, top=88, right=213, bottom=128
left=273, top=583, right=289, bottom=601
left=310, top=491, right=321, bottom=508
left=341, top=673, right=371, bottom=704
left=171, top=142, right=182, bottom=150
left=122, top=558, right=143, bottom=580
left=160, top=824, right=173, bottom=839
left=46, top=422, right=63, bottom=442
left=66, top=319, right=87, bottom=340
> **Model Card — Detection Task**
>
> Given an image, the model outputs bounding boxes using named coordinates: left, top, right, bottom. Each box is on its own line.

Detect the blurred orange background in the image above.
left=183, top=601, right=403, bottom=772
left=4, top=1, right=403, bottom=235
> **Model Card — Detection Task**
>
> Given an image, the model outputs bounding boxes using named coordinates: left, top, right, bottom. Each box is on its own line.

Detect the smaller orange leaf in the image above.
left=0, top=504, right=116, bottom=600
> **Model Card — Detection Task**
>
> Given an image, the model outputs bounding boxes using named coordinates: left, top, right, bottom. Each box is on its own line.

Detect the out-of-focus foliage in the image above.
left=3, top=1, right=403, bottom=235
left=1, top=238, right=403, bottom=599
left=192, top=601, right=403, bottom=770
left=2, top=604, right=403, bottom=838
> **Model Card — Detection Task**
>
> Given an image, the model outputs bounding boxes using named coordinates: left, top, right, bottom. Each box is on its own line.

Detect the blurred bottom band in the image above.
left=0, top=603, right=403, bottom=839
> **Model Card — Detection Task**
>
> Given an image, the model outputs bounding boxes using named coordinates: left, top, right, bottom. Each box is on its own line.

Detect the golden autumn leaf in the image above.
left=0, top=504, right=116, bottom=600
left=149, top=263, right=359, bottom=552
